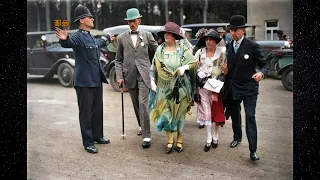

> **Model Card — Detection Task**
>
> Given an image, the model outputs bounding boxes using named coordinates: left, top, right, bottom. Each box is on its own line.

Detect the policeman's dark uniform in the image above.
left=59, top=5, right=109, bottom=150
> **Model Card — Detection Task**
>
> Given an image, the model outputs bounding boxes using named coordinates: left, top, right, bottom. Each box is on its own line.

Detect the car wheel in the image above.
left=109, top=66, right=121, bottom=92
left=57, top=62, right=74, bottom=87
left=268, top=58, right=281, bottom=79
left=281, top=66, right=293, bottom=91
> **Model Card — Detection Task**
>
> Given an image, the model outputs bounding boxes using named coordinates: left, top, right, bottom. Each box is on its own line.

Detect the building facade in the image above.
left=247, top=0, right=293, bottom=41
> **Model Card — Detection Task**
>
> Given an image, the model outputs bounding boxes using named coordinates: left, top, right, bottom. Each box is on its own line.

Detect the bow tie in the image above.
left=131, top=31, right=138, bottom=34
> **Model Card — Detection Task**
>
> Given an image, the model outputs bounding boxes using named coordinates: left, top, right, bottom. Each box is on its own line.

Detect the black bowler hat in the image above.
left=74, top=4, right=93, bottom=23
left=227, top=15, right=249, bottom=29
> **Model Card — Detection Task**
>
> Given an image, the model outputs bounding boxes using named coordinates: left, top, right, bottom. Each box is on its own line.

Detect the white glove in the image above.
left=177, top=65, right=190, bottom=76
left=151, top=80, right=157, bottom=92
left=197, top=71, right=206, bottom=79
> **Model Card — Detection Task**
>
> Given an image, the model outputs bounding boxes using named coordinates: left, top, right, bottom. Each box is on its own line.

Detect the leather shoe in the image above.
left=211, top=139, right=218, bottom=149
left=199, top=124, right=205, bottom=129
left=84, top=145, right=98, bottom=153
left=250, top=151, right=260, bottom=161
left=94, top=138, right=110, bottom=144
left=230, top=140, right=241, bottom=148
left=166, top=143, right=174, bottom=154
left=204, top=143, right=211, bottom=152
left=137, top=130, right=142, bottom=136
left=142, top=141, right=150, bottom=148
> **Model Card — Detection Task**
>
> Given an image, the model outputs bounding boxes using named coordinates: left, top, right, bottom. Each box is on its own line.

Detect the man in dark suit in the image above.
left=224, top=15, right=269, bottom=161
left=56, top=4, right=111, bottom=153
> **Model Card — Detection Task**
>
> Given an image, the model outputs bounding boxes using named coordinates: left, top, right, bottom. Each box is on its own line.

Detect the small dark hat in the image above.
left=196, top=29, right=222, bottom=48
left=157, top=22, right=184, bottom=40
left=227, top=15, right=249, bottom=29
left=74, top=5, right=93, bottom=23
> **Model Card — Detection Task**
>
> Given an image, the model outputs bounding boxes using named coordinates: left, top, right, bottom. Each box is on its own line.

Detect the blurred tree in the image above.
left=27, top=0, right=247, bottom=32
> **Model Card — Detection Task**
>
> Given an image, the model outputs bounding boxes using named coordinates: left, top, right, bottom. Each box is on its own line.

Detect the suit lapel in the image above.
left=136, top=31, right=143, bottom=49
left=237, top=37, right=247, bottom=54
left=228, top=40, right=235, bottom=56
left=125, top=31, right=135, bottom=49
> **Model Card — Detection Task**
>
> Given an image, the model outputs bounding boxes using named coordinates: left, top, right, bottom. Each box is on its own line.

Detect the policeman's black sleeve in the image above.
left=59, top=34, right=82, bottom=48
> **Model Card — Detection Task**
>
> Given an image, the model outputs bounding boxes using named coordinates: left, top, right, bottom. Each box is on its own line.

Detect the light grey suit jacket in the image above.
left=115, top=29, right=158, bottom=89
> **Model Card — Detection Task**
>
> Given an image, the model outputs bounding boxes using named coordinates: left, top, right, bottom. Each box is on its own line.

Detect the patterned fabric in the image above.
left=149, top=42, right=198, bottom=132
left=196, top=88, right=213, bottom=126
left=195, top=46, right=226, bottom=126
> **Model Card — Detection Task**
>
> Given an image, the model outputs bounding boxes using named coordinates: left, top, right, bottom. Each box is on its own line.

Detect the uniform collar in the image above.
left=79, top=28, right=90, bottom=34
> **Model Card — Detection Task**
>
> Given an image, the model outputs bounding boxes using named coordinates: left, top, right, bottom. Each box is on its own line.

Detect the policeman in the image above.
left=55, top=4, right=111, bottom=154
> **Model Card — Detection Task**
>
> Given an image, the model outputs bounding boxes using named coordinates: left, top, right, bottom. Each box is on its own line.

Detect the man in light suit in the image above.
left=224, top=15, right=269, bottom=161
left=115, top=8, right=158, bottom=148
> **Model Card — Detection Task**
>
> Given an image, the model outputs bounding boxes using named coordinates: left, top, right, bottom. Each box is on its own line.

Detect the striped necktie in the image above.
left=234, top=42, right=239, bottom=53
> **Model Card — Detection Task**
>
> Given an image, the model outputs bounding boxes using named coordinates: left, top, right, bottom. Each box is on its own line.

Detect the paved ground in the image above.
left=27, top=76, right=293, bottom=180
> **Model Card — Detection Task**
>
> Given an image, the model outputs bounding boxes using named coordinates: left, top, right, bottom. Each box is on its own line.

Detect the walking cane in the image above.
left=120, top=85, right=126, bottom=139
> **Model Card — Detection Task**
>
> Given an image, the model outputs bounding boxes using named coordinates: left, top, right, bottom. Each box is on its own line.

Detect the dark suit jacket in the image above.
left=59, top=29, right=108, bottom=87
left=225, top=37, right=269, bottom=100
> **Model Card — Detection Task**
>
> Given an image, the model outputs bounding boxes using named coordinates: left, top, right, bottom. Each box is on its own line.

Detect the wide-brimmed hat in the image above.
left=124, top=8, right=143, bottom=21
left=74, top=5, right=93, bottom=23
left=227, top=15, right=249, bottom=29
left=196, top=29, right=221, bottom=48
left=216, top=27, right=226, bottom=33
left=157, top=22, right=184, bottom=40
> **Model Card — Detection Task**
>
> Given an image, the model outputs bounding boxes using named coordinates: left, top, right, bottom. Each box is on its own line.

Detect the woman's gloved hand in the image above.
left=197, top=71, right=206, bottom=79
left=177, top=65, right=190, bottom=76
left=151, top=80, right=157, bottom=92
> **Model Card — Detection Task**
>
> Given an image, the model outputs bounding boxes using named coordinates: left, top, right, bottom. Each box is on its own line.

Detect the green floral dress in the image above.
left=149, top=42, right=198, bottom=132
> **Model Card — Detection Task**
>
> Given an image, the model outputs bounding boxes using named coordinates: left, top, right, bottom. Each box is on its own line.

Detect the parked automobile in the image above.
left=102, top=25, right=192, bottom=92
left=272, top=47, right=293, bottom=91
left=27, top=31, right=108, bottom=87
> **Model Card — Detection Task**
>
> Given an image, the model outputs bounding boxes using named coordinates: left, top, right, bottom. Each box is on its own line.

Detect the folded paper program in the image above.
left=203, top=78, right=224, bottom=93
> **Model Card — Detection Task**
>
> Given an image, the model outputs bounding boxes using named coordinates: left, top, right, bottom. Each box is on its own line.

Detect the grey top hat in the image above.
left=227, top=15, right=249, bottom=29
left=74, top=4, right=93, bottom=23
left=124, top=8, right=143, bottom=21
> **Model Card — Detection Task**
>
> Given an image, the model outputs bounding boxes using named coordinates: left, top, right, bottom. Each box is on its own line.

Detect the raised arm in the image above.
left=56, top=27, right=81, bottom=48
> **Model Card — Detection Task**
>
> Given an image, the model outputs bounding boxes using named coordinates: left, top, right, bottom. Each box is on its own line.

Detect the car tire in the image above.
left=109, top=66, right=121, bottom=92
left=268, top=58, right=281, bottom=80
left=57, top=62, right=74, bottom=87
left=281, top=66, right=293, bottom=91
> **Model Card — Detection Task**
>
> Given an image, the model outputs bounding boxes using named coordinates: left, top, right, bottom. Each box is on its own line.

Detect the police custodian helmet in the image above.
left=73, top=4, right=93, bottom=23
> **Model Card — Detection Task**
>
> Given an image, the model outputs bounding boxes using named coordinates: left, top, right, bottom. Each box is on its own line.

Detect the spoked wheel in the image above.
left=57, top=62, right=74, bottom=87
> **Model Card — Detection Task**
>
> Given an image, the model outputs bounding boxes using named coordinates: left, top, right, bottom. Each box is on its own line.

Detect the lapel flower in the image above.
left=244, top=54, right=249, bottom=59
left=139, top=35, right=143, bottom=40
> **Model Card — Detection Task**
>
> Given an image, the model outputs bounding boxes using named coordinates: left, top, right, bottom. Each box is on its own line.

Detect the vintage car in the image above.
left=271, top=47, right=293, bottom=91
left=102, top=25, right=191, bottom=92
left=27, top=31, right=108, bottom=87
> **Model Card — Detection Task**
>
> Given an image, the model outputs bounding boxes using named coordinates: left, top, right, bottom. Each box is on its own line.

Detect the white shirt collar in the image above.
left=234, top=35, right=244, bottom=46
left=129, top=27, right=140, bottom=34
